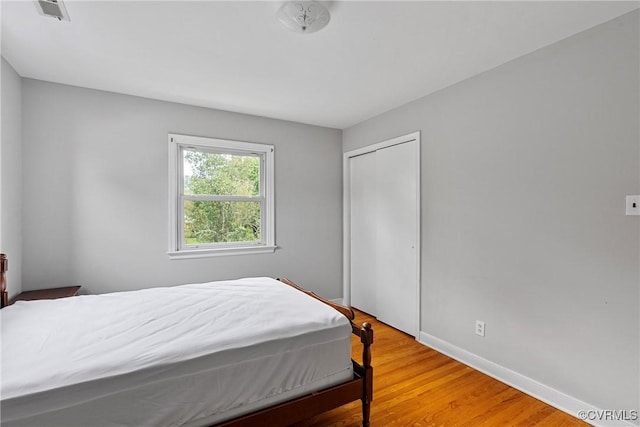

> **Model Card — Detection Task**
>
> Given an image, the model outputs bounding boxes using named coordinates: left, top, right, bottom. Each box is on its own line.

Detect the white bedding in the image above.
left=1, top=277, right=353, bottom=426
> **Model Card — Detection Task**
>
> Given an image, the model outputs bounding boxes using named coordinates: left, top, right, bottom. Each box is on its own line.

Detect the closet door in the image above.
left=374, top=141, right=418, bottom=335
left=348, top=135, right=419, bottom=337
left=349, top=151, right=377, bottom=316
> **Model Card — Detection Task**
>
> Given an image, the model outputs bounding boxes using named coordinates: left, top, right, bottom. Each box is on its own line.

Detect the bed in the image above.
left=0, top=254, right=373, bottom=426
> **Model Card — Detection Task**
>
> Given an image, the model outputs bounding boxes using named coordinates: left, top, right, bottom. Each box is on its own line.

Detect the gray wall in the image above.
left=1, top=57, right=23, bottom=298
left=21, top=80, right=344, bottom=298
left=344, top=11, right=639, bottom=416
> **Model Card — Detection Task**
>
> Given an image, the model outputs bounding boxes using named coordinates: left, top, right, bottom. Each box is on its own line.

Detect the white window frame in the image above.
left=168, top=133, right=276, bottom=259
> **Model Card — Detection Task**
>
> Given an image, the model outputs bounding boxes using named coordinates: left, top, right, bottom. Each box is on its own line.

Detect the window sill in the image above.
left=168, top=245, right=277, bottom=259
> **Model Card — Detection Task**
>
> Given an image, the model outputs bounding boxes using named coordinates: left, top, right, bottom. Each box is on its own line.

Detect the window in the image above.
left=168, top=134, right=275, bottom=258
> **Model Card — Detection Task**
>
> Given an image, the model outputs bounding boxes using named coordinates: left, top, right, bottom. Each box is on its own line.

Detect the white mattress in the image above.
left=1, top=277, right=353, bottom=426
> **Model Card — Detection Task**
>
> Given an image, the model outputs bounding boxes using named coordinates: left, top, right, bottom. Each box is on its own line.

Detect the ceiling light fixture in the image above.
left=277, top=1, right=331, bottom=34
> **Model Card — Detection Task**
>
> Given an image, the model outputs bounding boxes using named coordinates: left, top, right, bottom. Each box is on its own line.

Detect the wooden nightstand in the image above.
left=10, top=286, right=81, bottom=304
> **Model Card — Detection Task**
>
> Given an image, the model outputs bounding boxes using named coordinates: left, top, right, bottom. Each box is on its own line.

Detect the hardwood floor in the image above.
left=293, top=310, right=588, bottom=427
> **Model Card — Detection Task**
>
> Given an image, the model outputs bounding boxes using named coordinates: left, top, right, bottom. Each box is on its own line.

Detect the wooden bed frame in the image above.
left=0, top=254, right=373, bottom=427
left=1, top=254, right=8, bottom=308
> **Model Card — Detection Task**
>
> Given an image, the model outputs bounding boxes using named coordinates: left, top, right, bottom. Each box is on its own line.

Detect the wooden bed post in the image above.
left=244, top=277, right=373, bottom=427
left=1, top=254, right=8, bottom=308
left=358, top=322, right=374, bottom=427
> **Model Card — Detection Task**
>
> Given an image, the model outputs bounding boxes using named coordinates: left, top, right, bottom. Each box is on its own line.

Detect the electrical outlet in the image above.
left=475, top=320, right=485, bottom=337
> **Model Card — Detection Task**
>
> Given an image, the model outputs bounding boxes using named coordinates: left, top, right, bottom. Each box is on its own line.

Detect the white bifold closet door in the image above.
left=349, top=152, right=378, bottom=316
left=349, top=140, right=418, bottom=336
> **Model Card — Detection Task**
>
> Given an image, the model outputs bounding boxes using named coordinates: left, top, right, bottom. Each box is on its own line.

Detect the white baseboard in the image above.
left=418, top=331, right=638, bottom=427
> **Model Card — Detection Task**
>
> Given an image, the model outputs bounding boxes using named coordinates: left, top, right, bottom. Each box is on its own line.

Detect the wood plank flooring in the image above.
left=293, top=310, right=588, bottom=427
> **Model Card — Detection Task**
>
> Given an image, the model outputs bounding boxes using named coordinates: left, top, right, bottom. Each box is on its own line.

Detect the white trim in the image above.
left=168, top=133, right=275, bottom=258
left=168, top=245, right=277, bottom=259
left=342, top=154, right=351, bottom=307
left=172, top=133, right=273, bottom=154
left=182, top=195, right=262, bottom=202
left=418, top=331, right=638, bottom=427
left=168, top=136, right=180, bottom=255
left=344, top=131, right=420, bottom=158
left=343, top=131, right=421, bottom=338
left=414, top=135, right=422, bottom=339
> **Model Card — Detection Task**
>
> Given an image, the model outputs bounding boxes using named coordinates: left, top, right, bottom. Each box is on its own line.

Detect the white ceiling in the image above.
left=2, top=1, right=638, bottom=129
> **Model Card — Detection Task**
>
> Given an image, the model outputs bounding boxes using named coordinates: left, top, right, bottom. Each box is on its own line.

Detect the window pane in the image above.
left=183, top=150, right=260, bottom=196
left=184, top=200, right=261, bottom=244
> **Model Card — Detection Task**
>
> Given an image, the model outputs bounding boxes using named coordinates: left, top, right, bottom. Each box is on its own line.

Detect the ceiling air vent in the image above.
left=34, top=0, right=70, bottom=22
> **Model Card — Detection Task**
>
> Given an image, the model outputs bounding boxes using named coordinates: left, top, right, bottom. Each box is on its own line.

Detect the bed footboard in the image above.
left=277, top=277, right=356, bottom=320
left=279, top=278, right=373, bottom=426
left=216, top=320, right=373, bottom=427
left=216, top=278, right=374, bottom=427
left=353, top=321, right=374, bottom=426
left=1, top=254, right=8, bottom=308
